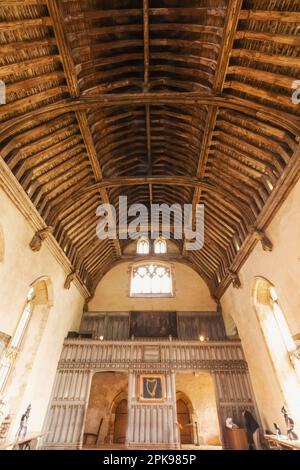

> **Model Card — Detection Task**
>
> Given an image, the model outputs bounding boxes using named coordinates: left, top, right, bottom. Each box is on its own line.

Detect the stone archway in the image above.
left=176, top=392, right=194, bottom=445
left=104, top=390, right=128, bottom=445
left=83, top=374, right=128, bottom=446
left=113, top=397, right=128, bottom=444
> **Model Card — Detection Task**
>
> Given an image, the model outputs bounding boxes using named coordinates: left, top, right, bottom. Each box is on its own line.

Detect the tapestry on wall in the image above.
left=129, top=311, right=177, bottom=338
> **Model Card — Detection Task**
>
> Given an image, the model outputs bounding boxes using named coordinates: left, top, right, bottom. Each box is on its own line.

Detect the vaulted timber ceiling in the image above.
left=0, top=0, right=300, bottom=298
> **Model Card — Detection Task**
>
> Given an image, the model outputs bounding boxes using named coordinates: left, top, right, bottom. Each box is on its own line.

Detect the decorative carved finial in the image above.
left=227, top=270, right=241, bottom=289
left=29, top=226, right=53, bottom=252
left=64, top=271, right=78, bottom=290
left=248, top=226, right=273, bottom=252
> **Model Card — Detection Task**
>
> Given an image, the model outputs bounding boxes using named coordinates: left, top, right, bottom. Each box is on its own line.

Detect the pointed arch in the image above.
left=176, top=391, right=195, bottom=445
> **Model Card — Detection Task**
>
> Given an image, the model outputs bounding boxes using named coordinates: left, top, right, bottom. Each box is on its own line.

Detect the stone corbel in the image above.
left=29, top=226, right=53, bottom=252
left=227, top=270, right=241, bottom=289
left=64, top=271, right=78, bottom=290
left=248, top=226, right=273, bottom=252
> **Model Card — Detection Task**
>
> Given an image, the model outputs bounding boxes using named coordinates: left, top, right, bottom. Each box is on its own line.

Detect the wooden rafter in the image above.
left=1, top=0, right=300, bottom=296
left=46, top=0, right=121, bottom=260
left=187, top=0, right=243, bottom=259
left=143, top=0, right=152, bottom=205
left=1, top=93, right=299, bottom=139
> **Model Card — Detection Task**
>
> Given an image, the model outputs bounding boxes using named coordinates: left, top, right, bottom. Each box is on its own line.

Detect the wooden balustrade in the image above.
left=58, top=339, right=246, bottom=372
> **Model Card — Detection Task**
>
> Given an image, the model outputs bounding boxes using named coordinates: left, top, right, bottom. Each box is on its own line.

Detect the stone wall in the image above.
left=89, top=262, right=216, bottom=312
left=0, top=187, right=85, bottom=435
left=221, top=179, right=300, bottom=435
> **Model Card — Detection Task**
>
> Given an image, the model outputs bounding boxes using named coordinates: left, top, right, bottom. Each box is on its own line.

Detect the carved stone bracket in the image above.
left=29, top=226, right=53, bottom=252
left=64, top=271, right=78, bottom=290
left=248, top=226, right=273, bottom=252
left=227, top=270, right=241, bottom=289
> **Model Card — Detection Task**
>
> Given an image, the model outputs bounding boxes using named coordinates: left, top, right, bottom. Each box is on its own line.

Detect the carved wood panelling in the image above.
left=79, top=311, right=227, bottom=341
left=58, top=339, right=247, bottom=372
left=42, top=370, right=91, bottom=449
left=42, top=337, right=259, bottom=449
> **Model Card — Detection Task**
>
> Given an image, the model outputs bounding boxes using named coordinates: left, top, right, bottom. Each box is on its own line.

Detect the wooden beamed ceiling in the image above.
left=0, top=0, right=299, bottom=297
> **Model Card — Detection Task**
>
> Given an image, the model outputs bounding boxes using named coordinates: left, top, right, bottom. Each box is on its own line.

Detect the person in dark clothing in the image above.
left=242, top=409, right=261, bottom=450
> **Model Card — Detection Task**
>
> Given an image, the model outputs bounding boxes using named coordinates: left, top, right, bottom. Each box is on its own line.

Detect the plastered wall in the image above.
left=221, top=179, right=300, bottom=434
left=89, top=262, right=216, bottom=312
left=84, top=372, right=128, bottom=445
left=176, top=372, right=221, bottom=446
left=0, top=188, right=84, bottom=434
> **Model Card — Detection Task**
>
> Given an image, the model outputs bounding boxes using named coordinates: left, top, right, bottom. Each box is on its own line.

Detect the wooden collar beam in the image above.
left=1, top=94, right=299, bottom=143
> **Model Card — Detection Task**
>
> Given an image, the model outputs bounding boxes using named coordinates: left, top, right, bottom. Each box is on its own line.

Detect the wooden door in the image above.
left=113, top=399, right=128, bottom=444
left=177, top=399, right=193, bottom=444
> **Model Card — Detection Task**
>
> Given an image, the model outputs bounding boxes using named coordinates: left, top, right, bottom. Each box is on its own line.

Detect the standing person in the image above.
left=242, top=408, right=261, bottom=450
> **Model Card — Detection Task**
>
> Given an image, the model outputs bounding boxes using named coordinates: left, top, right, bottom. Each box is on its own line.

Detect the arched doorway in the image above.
left=113, top=399, right=128, bottom=444
left=83, top=373, right=128, bottom=446
left=177, top=398, right=193, bottom=444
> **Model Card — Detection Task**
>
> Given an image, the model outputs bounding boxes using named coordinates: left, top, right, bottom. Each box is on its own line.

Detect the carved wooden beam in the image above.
left=29, top=226, right=53, bottom=252
left=64, top=271, right=78, bottom=290
left=143, top=0, right=153, bottom=204
left=248, top=226, right=273, bottom=252
left=46, top=0, right=121, bottom=259
left=47, top=176, right=253, bottom=227
left=0, top=159, right=90, bottom=298
left=188, top=0, right=243, bottom=256
left=217, top=144, right=300, bottom=299
left=227, top=270, right=241, bottom=289
left=1, top=95, right=299, bottom=143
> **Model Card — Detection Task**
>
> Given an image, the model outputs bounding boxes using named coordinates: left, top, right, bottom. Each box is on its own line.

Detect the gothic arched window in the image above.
left=154, top=237, right=167, bottom=254
left=130, top=264, right=172, bottom=297
left=136, top=237, right=150, bottom=255
left=0, top=279, right=51, bottom=396
left=253, top=278, right=300, bottom=382
left=0, top=287, right=35, bottom=392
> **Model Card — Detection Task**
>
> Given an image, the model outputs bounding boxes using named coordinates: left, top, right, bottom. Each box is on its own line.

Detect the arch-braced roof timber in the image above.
left=0, top=0, right=299, bottom=297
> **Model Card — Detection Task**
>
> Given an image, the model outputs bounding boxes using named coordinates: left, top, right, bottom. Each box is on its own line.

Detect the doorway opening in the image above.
left=113, top=398, right=128, bottom=444
left=83, top=372, right=128, bottom=447
left=176, top=397, right=193, bottom=444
